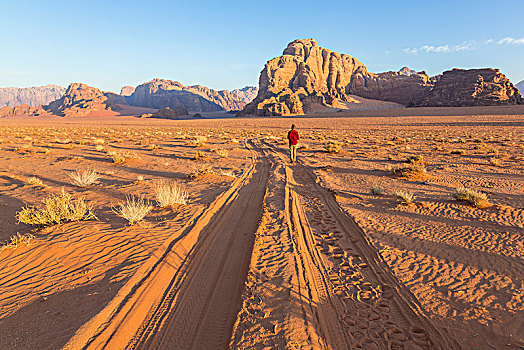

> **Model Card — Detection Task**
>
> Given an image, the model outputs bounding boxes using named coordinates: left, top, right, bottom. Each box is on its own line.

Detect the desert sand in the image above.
left=0, top=108, right=523, bottom=349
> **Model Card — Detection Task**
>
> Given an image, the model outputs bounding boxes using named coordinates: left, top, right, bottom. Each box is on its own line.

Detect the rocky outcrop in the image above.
left=417, top=69, right=523, bottom=107
left=0, top=84, right=65, bottom=107
left=143, top=106, right=189, bottom=119
left=126, top=79, right=255, bottom=112
left=231, top=86, right=258, bottom=106
left=120, top=86, right=135, bottom=96
left=0, top=104, right=48, bottom=117
left=104, top=91, right=128, bottom=105
left=45, top=83, right=115, bottom=117
left=241, top=39, right=522, bottom=116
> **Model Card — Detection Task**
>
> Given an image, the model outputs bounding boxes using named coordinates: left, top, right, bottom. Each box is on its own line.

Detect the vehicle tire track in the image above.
left=63, top=144, right=267, bottom=350
left=256, top=139, right=461, bottom=349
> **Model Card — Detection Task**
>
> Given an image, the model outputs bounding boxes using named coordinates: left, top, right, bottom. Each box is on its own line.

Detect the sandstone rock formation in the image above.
left=0, top=104, right=48, bottom=117
left=0, top=84, right=65, bottom=107
left=143, top=106, right=189, bottom=119
left=241, top=39, right=522, bottom=116
left=120, top=86, right=135, bottom=96
left=126, top=79, right=256, bottom=112
left=418, top=69, right=522, bottom=107
left=46, top=83, right=115, bottom=117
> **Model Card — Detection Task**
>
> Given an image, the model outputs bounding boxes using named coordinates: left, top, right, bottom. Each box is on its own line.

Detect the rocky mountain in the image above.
left=120, top=86, right=135, bottom=96
left=398, top=67, right=418, bottom=76
left=241, top=39, right=522, bottom=116
left=125, top=79, right=257, bottom=112
left=418, top=69, right=522, bottom=107
left=516, top=80, right=524, bottom=94
left=0, top=84, right=66, bottom=107
left=0, top=104, right=48, bottom=117
left=231, top=86, right=258, bottom=105
left=46, top=83, right=116, bottom=117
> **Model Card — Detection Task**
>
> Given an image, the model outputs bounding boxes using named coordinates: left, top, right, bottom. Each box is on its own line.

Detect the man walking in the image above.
left=287, top=124, right=299, bottom=163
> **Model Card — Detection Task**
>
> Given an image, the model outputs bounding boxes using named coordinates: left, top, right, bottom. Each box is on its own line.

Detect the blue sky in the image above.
left=0, top=0, right=523, bottom=92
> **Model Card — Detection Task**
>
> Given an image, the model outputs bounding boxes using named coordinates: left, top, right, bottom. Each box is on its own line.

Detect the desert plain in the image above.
left=0, top=107, right=523, bottom=350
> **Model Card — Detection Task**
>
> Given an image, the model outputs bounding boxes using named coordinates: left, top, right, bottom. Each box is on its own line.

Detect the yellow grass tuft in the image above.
left=0, top=233, right=35, bottom=253
left=454, top=187, right=491, bottom=208
left=16, top=190, right=96, bottom=226
left=113, top=196, right=152, bottom=225
left=393, top=190, right=415, bottom=205
left=69, top=169, right=99, bottom=187
left=155, top=180, right=188, bottom=207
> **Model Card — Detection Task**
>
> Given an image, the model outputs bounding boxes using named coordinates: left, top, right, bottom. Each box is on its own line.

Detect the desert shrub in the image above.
left=0, top=233, right=35, bottom=252
left=215, top=149, right=229, bottom=158
left=95, top=145, right=104, bottom=152
left=16, top=190, right=96, bottom=226
left=450, top=149, right=466, bottom=155
left=220, top=169, right=235, bottom=177
left=324, top=141, right=342, bottom=153
left=113, top=196, right=152, bottom=225
left=406, top=155, right=424, bottom=164
left=155, top=180, right=188, bottom=207
left=393, top=190, right=415, bottom=204
left=488, top=157, right=501, bottom=167
left=370, top=186, right=385, bottom=196
left=454, top=187, right=490, bottom=208
left=388, top=163, right=427, bottom=179
left=69, top=169, right=99, bottom=187
left=27, top=177, right=44, bottom=186
left=187, top=165, right=211, bottom=179
left=194, top=151, right=206, bottom=160
left=111, top=153, right=126, bottom=164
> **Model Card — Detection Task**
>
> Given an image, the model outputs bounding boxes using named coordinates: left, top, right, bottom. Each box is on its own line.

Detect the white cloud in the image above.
left=403, top=36, right=524, bottom=54
left=497, top=37, right=524, bottom=45
left=403, top=42, right=474, bottom=54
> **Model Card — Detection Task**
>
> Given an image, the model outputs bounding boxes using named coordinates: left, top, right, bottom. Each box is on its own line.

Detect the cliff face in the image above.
left=241, top=39, right=522, bottom=116
left=126, top=79, right=256, bottom=112
left=0, top=104, right=48, bottom=117
left=0, top=84, right=66, bottom=107
left=45, top=83, right=114, bottom=117
left=418, top=69, right=522, bottom=107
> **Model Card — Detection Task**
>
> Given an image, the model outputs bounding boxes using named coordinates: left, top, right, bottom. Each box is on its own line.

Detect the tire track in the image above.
left=255, top=139, right=461, bottom=349
left=63, top=144, right=267, bottom=350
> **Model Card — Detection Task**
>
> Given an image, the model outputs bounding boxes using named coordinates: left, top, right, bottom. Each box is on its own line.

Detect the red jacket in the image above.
left=288, top=129, right=299, bottom=146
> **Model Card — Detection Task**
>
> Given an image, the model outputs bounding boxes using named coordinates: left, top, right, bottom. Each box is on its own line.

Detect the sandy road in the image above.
left=230, top=140, right=460, bottom=349
left=63, top=144, right=269, bottom=350
left=65, top=138, right=459, bottom=350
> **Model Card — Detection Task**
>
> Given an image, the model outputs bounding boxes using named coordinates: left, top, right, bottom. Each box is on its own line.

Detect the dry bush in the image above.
left=194, top=151, right=207, bottom=160
left=406, top=155, right=424, bottom=164
left=187, top=165, right=212, bottom=179
left=388, top=163, right=427, bottom=179
left=215, top=149, right=229, bottom=158
left=0, top=233, right=35, bottom=252
left=69, top=169, right=99, bottom=187
left=16, top=190, right=96, bottom=226
left=155, top=180, right=188, bottom=207
left=324, top=141, right=342, bottom=153
left=113, top=196, right=152, bottom=225
left=454, top=187, right=490, bottom=208
left=370, top=186, right=385, bottom=196
left=220, top=169, right=235, bottom=177
left=393, top=190, right=415, bottom=205
left=450, top=149, right=466, bottom=155
left=27, top=177, right=44, bottom=186
left=111, top=153, right=126, bottom=164
left=95, top=145, right=104, bottom=152
left=489, top=157, right=501, bottom=167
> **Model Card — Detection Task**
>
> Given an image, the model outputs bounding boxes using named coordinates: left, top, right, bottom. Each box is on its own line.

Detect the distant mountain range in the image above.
left=0, top=80, right=258, bottom=117
left=0, top=85, right=66, bottom=107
